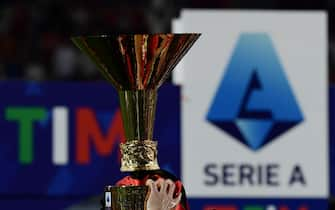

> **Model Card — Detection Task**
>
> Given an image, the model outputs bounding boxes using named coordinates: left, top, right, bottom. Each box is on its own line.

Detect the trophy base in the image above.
left=104, top=185, right=149, bottom=210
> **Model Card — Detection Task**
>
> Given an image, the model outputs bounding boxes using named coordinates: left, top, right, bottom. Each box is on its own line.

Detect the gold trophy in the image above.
left=72, top=34, right=200, bottom=210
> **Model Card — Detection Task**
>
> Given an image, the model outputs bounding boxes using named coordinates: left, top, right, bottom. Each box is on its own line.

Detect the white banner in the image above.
left=174, top=10, right=328, bottom=198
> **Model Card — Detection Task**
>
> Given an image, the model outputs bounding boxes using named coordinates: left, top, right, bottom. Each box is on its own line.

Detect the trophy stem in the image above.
left=118, top=89, right=160, bottom=171
left=118, top=89, right=157, bottom=141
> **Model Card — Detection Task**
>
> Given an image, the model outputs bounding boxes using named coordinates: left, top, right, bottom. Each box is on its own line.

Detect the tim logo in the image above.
left=207, top=33, right=303, bottom=150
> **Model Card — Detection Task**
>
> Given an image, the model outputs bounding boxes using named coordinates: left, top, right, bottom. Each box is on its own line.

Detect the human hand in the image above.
left=146, top=178, right=182, bottom=210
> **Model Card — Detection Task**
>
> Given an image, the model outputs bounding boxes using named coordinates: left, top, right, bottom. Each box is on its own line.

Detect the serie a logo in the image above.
left=207, top=33, right=304, bottom=150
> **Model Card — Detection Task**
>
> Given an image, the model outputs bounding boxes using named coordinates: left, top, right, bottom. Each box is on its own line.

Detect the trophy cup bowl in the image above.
left=72, top=34, right=200, bottom=210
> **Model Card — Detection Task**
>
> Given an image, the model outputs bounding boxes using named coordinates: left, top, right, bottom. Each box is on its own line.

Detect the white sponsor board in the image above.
left=174, top=10, right=328, bottom=198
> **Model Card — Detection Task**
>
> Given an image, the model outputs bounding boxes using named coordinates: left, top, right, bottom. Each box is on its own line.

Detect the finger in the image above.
left=156, top=178, right=165, bottom=193
left=168, top=193, right=182, bottom=209
left=165, top=179, right=175, bottom=197
left=146, top=179, right=155, bottom=187
left=163, top=179, right=171, bottom=194
left=146, top=179, right=156, bottom=193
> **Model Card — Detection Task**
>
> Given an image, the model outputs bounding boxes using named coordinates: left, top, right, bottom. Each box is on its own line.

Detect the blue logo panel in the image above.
left=207, top=33, right=303, bottom=150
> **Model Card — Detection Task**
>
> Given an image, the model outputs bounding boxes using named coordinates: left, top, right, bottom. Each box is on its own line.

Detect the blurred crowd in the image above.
left=0, top=0, right=167, bottom=80
left=0, top=0, right=333, bottom=81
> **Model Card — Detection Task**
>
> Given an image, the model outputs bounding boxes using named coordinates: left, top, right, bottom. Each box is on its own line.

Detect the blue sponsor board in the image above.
left=0, top=81, right=180, bottom=209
